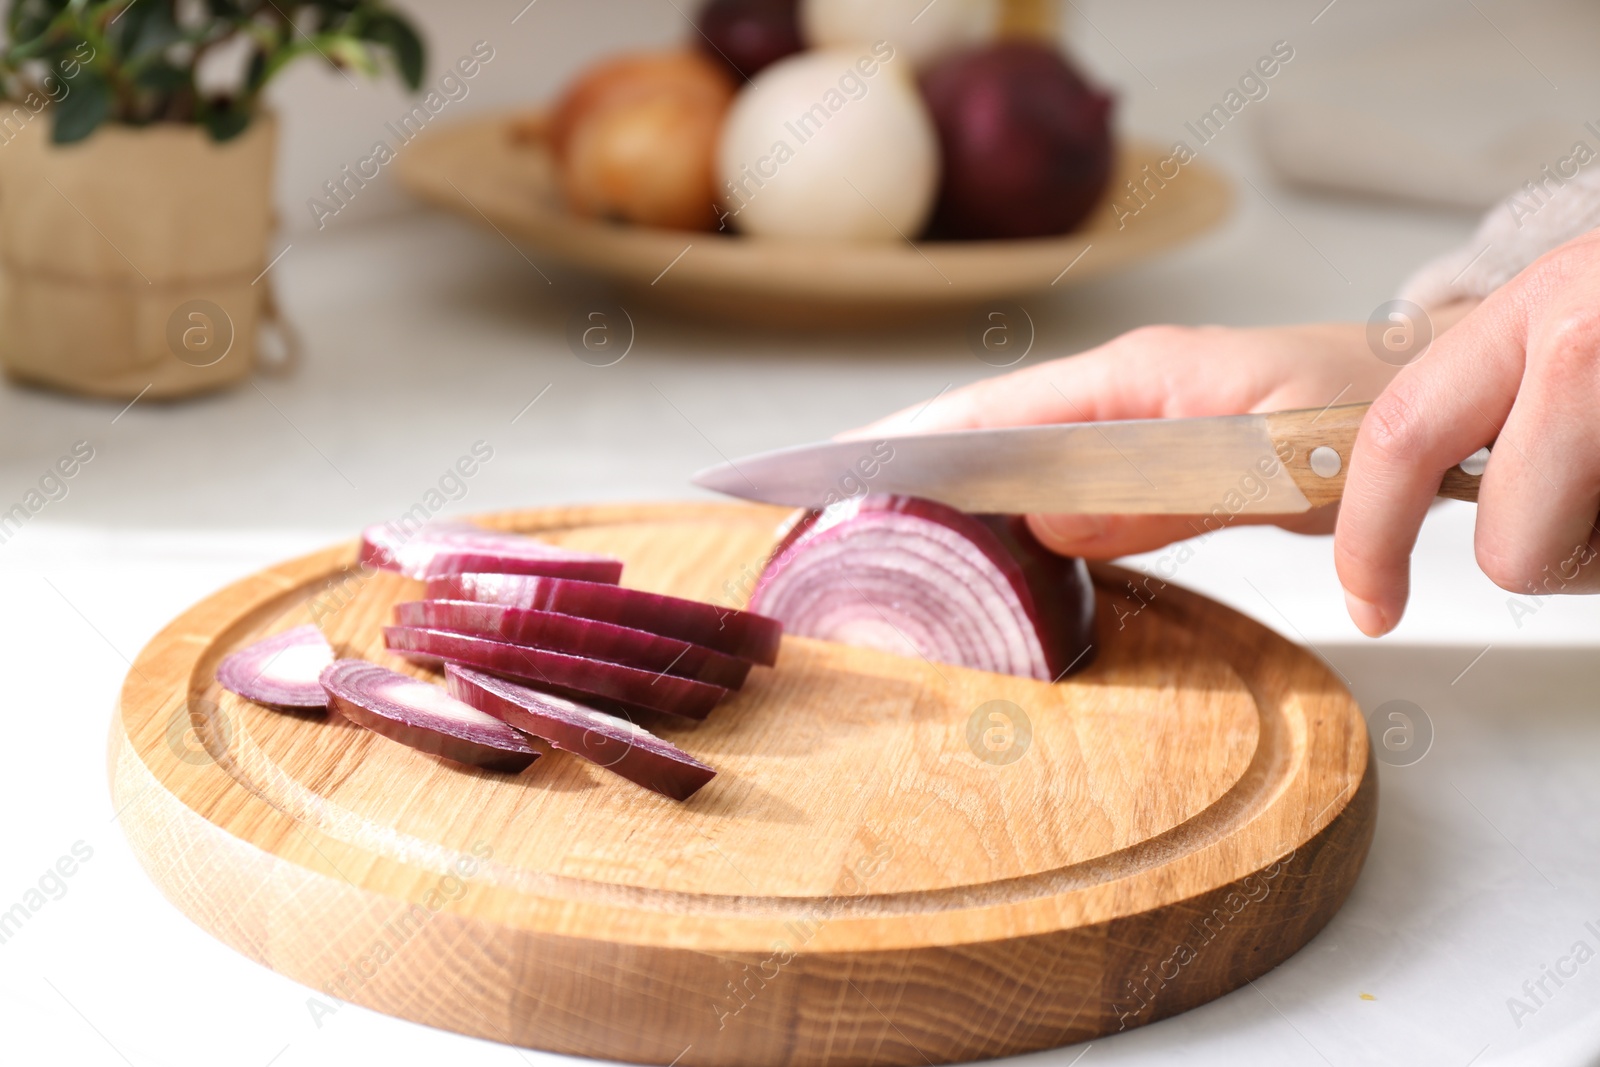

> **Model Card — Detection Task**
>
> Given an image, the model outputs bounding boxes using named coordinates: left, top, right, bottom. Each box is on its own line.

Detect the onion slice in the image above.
left=216, top=624, right=334, bottom=710
left=383, top=626, right=728, bottom=720
left=360, top=521, right=623, bottom=584
left=749, top=496, right=1095, bottom=681
left=445, top=665, right=716, bottom=800
left=319, top=660, right=539, bottom=773
left=393, top=600, right=752, bottom=689
left=426, top=573, right=783, bottom=665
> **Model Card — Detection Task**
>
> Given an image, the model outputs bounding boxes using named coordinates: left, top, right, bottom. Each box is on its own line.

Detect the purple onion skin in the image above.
left=426, top=574, right=783, bottom=666
left=405, top=551, right=623, bottom=584
left=383, top=626, right=728, bottom=721
left=358, top=521, right=624, bottom=584
left=971, top=513, right=1096, bottom=679
left=755, top=496, right=1095, bottom=681
left=359, top=543, right=623, bottom=584
left=446, top=665, right=717, bottom=801
left=919, top=42, right=1115, bottom=240
left=696, top=0, right=802, bottom=82
left=393, top=600, right=753, bottom=689
left=320, top=660, right=540, bottom=774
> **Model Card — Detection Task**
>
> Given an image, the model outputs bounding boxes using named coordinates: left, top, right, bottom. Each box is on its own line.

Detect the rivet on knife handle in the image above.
left=1265, top=402, right=1484, bottom=508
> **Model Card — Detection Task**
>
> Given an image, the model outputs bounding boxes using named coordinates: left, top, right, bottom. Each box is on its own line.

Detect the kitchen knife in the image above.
left=692, top=402, right=1485, bottom=515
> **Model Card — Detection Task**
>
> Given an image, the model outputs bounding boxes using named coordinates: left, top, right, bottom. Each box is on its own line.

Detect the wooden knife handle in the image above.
left=1265, top=402, right=1484, bottom=508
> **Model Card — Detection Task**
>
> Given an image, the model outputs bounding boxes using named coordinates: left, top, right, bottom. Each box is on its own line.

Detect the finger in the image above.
left=1335, top=297, right=1526, bottom=635
left=1472, top=306, right=1600, bottom=595
left=841, top=326, right=1233, bottom=440
left=842, top=354, right=1123, bottom=440
left=1029, top=506, right=1338, bottom=560
left=846, top=322, right=1365, bottom=441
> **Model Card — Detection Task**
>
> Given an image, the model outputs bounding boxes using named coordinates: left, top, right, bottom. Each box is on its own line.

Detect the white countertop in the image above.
left=4, top=2, right=1600, bottom=1065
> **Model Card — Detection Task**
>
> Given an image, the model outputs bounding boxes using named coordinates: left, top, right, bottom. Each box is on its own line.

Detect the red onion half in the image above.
left=216, top=624, right=334, bottom=710
left=426, top=573, right=783, bottom=665
left=360, top=521, right=623, bottom=584
left=749, top=496, right=1095, bottom=681
left=320, top=660, right=540, bottom=773
left=446, top=665, right=716, bottom=800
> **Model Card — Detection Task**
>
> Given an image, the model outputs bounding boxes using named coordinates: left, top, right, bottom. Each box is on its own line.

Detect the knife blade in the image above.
left=692, top=402, right=1485, bottom=515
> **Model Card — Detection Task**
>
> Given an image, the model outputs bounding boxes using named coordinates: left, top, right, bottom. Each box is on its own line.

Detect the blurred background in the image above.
left=4, top=0, right=1599, bottom=637
left=0, top=0, right=1588, bottom=536
left=9, top=2, right=1600, bottom=1065
left=8, top=0, right=1597, bottom=532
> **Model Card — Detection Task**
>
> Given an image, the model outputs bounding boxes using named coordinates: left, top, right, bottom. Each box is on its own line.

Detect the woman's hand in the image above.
left=855, top=320, right=1400, bottom=559
left=1339, top=231, right=1600, bottom=636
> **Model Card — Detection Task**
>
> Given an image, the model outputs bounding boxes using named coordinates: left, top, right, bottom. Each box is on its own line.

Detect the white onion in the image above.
left=800, top=0, right=1000, bottom=68
left=717, top=48, right=939, bottom=241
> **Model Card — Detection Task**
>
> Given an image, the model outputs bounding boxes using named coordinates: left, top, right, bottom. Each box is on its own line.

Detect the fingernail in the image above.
left=1343, top=590, right=1389, bottom=637
left=1036, top=514, right=1110, bottom=546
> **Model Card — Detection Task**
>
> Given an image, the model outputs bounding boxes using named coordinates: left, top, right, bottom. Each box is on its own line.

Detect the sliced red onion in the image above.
left=445, top=665, right=716, bottom=801
left=216, top=624, right=334, bottom=710
left=319, top=660, right=539, bottom=773
left=393, top=600, right=752, bottom=689
left=749, top=496, right=1095, bottom=682
left=426, top=573, right=782, bottom=666
left=360, top=521, right=623, bottom=584
left=383, top=626, right=728, bottom=720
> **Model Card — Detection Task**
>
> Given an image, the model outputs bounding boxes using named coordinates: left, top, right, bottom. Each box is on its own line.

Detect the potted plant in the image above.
left=0, top=0, right=424, bottom=399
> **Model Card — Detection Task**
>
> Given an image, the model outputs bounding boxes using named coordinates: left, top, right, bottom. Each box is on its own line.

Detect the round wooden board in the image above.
left=111, top=503, right=1373, bottom=1066
left=395, top=114, right=1231, bottom=327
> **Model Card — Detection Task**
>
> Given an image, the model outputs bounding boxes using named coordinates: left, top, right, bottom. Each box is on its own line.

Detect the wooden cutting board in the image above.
left=111, top=503, right=1374, bottom=1066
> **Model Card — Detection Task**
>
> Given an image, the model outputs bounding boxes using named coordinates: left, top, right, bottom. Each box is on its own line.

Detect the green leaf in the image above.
left=1, top=0, right=427, bottom=134
left=324, top=35, right=378, bottom=77
left=109, top=1, right=151, bottom=58
left=364, top=12, right=424, bottom=89
left=51, top=66, right=110, bottom=143
left=128, top=2, right=182, bottom=62
left=244, top=47, right=266, bottom=91
left=202, top=101, right=251, bottom=141
left=134, top=60, right=189, bottom=94
left=9, top=0, right=70, bottom=44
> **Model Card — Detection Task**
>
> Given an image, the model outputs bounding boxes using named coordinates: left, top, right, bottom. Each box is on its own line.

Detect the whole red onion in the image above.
left=920, top=41, right=1115, bottom=240
left=695, top=0, right=803, bottom=82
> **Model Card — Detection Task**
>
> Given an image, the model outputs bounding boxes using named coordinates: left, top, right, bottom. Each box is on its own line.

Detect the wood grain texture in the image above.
left=1268, top=402, right=1483, bottom=507
left=395, top=114, right=1231, bottom=328
left=111, top=502, right=1374, bottom=1066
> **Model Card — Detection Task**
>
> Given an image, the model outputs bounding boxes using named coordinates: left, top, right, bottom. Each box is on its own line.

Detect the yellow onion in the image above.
left=549, top=50, right=735, bottom=231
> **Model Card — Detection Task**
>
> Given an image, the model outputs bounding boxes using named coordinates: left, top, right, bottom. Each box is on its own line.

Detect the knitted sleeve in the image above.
left=1399, top=163, right=1600, bottom=307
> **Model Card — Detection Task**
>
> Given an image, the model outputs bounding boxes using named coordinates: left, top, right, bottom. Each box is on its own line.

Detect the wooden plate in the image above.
left=395, top=114, right=1232, bottom=327
left=112, top=503, right=1373, bottom=1066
